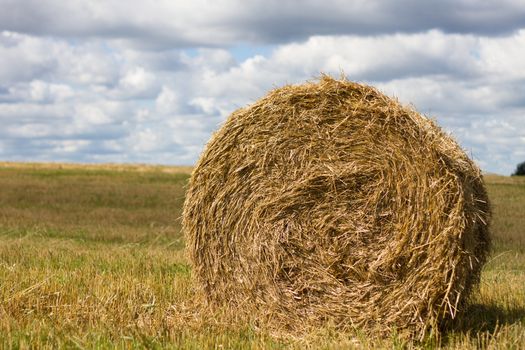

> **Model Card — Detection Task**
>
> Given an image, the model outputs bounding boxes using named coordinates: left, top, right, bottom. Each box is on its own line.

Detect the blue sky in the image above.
left=1, top=0, right=525, bottom=174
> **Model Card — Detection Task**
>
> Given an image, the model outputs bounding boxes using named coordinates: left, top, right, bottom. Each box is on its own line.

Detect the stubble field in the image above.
left=0, top=162, right=524, bottom=349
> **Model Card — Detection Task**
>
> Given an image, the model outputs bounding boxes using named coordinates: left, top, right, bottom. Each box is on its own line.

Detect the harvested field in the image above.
left=0, top=163, right=523, bottom=348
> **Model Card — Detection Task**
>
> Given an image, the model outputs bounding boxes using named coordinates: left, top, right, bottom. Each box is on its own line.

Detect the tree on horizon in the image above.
left=513, top=161, right=525, bottom=176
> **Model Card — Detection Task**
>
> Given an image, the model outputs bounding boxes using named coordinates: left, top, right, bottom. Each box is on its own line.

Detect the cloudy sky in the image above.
left=1, top=1, right=525, bottom=174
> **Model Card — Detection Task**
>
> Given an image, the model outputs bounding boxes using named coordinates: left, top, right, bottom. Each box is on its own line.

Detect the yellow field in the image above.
left=0, top=163, right=523, bottom=349
left=0, top=161, right=194, bottom=175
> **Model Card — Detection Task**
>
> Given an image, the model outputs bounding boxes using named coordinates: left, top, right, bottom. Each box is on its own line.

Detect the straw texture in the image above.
left=183, top=76, right=491, bottom=338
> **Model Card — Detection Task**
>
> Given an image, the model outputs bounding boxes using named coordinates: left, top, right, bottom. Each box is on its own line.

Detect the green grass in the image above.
left=0, top=164, right=524, bottom=349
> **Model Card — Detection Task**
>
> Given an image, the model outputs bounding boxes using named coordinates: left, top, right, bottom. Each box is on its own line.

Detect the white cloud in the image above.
left=1, top=8, right=525, bottom=174
left=28, top=80, right=74, bottom=102
left=6, top=123, right=55, bottom=138
left=155, top=86, right=178, bottom=115
left=479, top=31, right=525, bottom=79
left=117, top=66, right=157, bottom=98
left=129, top=128, right=159, bottom=153
left=0, top=31, right=58, bottom=83
left=74, top=105, right=112, bottom=126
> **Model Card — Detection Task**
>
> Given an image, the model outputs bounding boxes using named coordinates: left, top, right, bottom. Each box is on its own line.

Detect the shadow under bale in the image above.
left=183, top=76, right=491, bottom=339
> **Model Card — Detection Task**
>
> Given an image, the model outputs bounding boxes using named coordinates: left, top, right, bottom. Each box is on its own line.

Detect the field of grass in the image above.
left=0, top=163, right=524, bottom=349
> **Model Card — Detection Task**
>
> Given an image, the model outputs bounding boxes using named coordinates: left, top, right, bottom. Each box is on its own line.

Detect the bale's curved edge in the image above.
left=182, top=76, right=491, bottom=338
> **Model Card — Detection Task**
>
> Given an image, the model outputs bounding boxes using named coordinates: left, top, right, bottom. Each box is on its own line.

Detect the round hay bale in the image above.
left=183, top=76, right=491, bottom=338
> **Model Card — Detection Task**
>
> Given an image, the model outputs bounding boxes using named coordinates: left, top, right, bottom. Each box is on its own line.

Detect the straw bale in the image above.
left=182, top=76, right=491, bottom=338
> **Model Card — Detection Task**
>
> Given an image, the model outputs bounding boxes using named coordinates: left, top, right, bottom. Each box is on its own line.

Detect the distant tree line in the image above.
left=513, top=161, right=525, bottom=176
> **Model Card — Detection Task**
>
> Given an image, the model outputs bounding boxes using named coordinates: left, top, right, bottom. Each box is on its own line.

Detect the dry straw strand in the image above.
left=183, top=76, right=491, bottom=339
